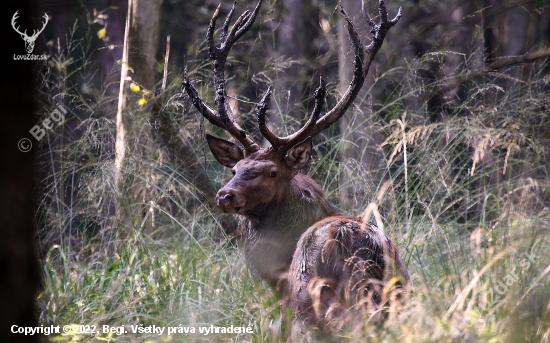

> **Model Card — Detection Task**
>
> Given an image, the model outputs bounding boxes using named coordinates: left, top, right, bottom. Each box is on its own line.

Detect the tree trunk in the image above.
left=102, top=0, right=128, bottom=97
left=115, top=0, right=163, bottom=192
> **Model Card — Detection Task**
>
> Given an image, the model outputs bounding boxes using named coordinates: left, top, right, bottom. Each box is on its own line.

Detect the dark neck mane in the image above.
left=241, top=173, right=338, bottom=285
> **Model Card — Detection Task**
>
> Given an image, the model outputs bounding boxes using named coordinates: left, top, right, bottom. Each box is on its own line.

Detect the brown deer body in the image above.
left=182, top=0, right=408, bottom=336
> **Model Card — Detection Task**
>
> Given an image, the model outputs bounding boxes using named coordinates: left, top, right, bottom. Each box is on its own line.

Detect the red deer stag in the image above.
left=182, top=0, right=409, bottom=337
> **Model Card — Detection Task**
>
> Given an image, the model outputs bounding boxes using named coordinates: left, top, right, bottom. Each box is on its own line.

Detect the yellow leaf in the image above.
left=98, top=28, right=106, bottom=39
left=138, top=98, right=147, bottom=106
left=130, top=83, right=140, bottom=93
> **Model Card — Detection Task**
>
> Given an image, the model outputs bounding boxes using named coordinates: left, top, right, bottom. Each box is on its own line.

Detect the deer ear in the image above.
left=206, top=134, right=244, bottom=168
left=284, top=137, right=312, bottom=170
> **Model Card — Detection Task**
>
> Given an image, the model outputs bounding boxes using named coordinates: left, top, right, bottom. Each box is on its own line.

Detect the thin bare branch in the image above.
left=428, top=47, right=550, bottom=99
left=161, top=35, right=170, bottom=93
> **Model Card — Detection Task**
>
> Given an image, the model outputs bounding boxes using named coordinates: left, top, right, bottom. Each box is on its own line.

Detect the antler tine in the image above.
left=206, top=4, right=221, bottom=58
left=222, top=0, right=262, bottom=53
left=182, top=68, right=222, bottom=126
left=255, top=7, right=363, bottom=153
left=363, top=0, right=400, bottom=73
left=220, top=1, right=237, bottom=43
left=390, top=6, right=403, bottom=27
left=267, top=78, right=327, bottom=153
left=235, top=0, right=262, bottom=42
left=296, top=6, right=365, bottom=140
left=257, top=85, right=284, bottom=148
left=224, top=9, right=251, bottom=52
left=183, top=1, right=262, bottom=152
left=182, top=71, right=258, bottom=150
left=378, top=0, right=388, bottom=24
left=296, top=0, right=399, bottom=141
left=361, top=0, right=375, bottom=29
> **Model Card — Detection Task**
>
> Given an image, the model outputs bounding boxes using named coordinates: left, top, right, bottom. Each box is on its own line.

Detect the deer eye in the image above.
left=268, top=171, right=277, bottom=178
left=231, top=169, right=236, bottom=176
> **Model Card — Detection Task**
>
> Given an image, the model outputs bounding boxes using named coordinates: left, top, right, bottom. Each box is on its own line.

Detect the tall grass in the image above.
left=34, top=15, right=550, bottom=343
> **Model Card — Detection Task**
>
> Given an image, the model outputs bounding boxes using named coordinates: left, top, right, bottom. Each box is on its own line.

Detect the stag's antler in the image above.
left=362, top=0, right=401, bottom=72
left=182, top=0, right=400, bottom=155
left=182, top=0, right=263, bottom=154
left=258, top=0, right=401, bottom=153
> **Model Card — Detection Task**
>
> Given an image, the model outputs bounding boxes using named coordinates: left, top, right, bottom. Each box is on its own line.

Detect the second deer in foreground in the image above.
left=182, top=0, right=409, bottom=337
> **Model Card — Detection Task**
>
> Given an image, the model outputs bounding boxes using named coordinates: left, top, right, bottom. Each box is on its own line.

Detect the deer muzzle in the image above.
left=215, top=188, right=245, bottom=213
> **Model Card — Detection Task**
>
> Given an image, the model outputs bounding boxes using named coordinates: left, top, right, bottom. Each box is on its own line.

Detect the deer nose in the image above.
left=219, top=192, right=233, bottom=203
left=216, top=187, right=245, bottom=213
left=215, top=189, right=243, bottom=210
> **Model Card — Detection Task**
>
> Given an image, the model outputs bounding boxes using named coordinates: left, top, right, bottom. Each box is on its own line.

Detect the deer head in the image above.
left=12, top=11, right=49, bottom=54
left=182, top=0, right=400, bottom=217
